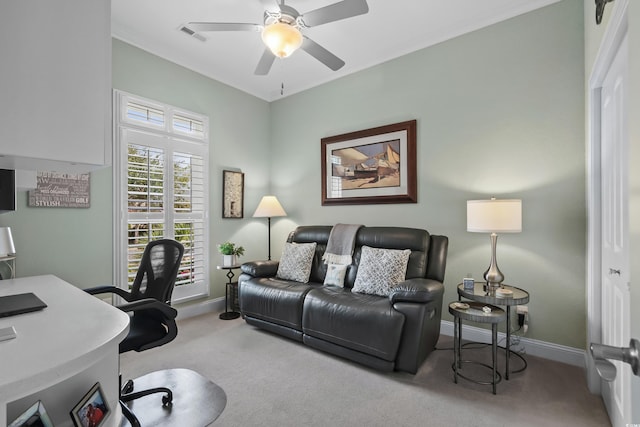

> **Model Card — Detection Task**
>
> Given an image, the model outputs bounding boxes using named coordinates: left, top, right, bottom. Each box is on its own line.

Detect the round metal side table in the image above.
left=457, top=282, right=529, bottom=379
left=449, top=301, right=506, bottom=395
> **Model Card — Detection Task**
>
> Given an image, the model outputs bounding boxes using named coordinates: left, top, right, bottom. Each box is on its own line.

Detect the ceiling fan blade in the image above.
left=254, top=48, right=276, bottom=75
left=301, top=36, right=345, bottom=71
left=258, top=0, right=280, bottom=10
left=186, top=22, right=262, bottom=32
left=300, top=0, right=369, bottom=27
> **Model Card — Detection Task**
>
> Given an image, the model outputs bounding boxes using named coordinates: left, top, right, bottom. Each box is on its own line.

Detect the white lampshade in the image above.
left=261, top=22, right=303, bottom=58
left=0, top=227, right=16, bottom=257
left=253, top=196, right=287, bottom=218
left=467, top=199, right=522, bottom=233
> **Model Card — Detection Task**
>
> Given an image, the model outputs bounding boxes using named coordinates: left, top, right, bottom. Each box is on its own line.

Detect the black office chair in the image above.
left=86, top=239, right=184, bottom=427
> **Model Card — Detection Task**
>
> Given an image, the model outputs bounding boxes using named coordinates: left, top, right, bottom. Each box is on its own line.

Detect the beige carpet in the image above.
left=120, top=312, right=610, bottom=426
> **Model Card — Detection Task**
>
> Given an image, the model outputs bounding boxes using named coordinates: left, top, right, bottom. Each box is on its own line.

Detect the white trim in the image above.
left=176, top=297, right=224, bottom=320
left=113, top=89, right=211, bottom=302
left=116, top=91, right=209, bottom=142
left=586, top=85, right=603, bottom=393
left=171, top=308, right=586, bottom=366
left=112, top=90, right=120, bottom=306
left=586, top=0, right=629, bottom=394
left=440, top=321, right=586, bottom=368
left=172, top=308, right=586, bottom=367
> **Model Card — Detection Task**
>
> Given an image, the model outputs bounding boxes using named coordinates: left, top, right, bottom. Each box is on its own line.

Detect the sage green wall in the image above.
left=0, top=1, right=589, bottom=350
left=269, top=0, right=586, bottom=348
left=0, top=168, right=113, bottom=287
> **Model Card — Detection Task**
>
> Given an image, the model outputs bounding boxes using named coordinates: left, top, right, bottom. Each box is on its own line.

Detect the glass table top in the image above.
left=457, top=282, right=529, bottom=306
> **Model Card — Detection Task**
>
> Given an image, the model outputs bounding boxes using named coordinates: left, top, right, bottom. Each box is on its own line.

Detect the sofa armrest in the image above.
left=241, top=260, right=279, bottom=278
left=389, top=278, right=444, bottom=304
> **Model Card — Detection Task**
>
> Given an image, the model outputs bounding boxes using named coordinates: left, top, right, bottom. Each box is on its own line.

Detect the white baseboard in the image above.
left=174, top=303, right=586, bottom=368
left=176, top=297, right=224, bottom=319
left=440, top=320, right=586, bottom=368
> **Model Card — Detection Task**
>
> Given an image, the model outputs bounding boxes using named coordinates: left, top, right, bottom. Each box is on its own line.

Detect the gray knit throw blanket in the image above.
left=322, top=224, right=363, bottom=265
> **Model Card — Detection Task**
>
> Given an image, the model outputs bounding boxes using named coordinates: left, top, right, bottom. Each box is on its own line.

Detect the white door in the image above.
left=600, top=34, right=631, bottom=427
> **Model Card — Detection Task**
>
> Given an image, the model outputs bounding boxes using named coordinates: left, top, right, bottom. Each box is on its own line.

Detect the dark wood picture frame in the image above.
left=321, top=120, right=417, bottom=206
left=222, top=170, right=244, bottom=218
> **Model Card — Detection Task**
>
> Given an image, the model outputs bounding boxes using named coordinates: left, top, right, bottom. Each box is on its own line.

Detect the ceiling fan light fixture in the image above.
left=261, top=22, right=303, bottom=58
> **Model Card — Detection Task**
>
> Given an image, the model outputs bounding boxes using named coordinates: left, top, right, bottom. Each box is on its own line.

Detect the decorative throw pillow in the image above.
left=276, top=242, right=317, bottom=283
left=352, top=246, right=411, bottom=297
left=323, top=263, right=348, bottom=287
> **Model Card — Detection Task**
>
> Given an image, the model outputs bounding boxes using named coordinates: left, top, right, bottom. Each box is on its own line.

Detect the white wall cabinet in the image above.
left=0, top=0, right=111, bottom=173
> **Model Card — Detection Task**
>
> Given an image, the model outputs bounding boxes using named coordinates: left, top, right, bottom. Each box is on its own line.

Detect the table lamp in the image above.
left=253, top=196, right=287, bottom=260
left=467, top=198, right=522, bottom=288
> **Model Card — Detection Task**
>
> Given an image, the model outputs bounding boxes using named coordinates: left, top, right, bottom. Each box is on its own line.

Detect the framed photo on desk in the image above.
left=8, top=400, right=54, bottom=427
left=70, top=382, right=110, bottom=427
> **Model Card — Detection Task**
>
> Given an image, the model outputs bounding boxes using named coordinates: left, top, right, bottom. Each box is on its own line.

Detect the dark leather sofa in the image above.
left=238, top=225, right=448, bottom=374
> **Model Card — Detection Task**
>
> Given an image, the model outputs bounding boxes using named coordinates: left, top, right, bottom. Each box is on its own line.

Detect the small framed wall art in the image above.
left=222, top=170, right=244, bottom=218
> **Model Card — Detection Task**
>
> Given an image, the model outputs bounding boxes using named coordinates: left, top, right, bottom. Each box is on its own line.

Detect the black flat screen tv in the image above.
left=0, top=169, right=16, bottom=212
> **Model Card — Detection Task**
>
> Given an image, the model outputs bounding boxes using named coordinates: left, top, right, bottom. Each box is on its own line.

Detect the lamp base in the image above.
left=484, top=233, right=504, bottom=289
left=484, top=280, right=503, bottom=290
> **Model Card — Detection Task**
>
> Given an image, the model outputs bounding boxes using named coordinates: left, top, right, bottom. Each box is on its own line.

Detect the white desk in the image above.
left=0, top=275, right=130, bottom=426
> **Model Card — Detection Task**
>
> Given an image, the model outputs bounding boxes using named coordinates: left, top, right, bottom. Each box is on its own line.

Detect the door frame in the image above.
left=586, top=0, right=629, bottom=394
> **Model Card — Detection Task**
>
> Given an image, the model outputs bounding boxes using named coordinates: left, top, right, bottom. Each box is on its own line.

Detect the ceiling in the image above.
left=112, top=0, right=561, bottom=102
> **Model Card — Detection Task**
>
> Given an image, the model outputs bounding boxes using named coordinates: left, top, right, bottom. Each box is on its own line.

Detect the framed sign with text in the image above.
left=28, top=172, right=90, bottom=208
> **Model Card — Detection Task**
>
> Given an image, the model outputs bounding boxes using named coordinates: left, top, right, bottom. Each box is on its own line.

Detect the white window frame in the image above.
left=113, top=90, right=210, bottom=303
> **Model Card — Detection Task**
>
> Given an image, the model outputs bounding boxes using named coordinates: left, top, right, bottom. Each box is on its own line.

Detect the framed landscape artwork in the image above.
left=321, top=120, right=417, bottom=206
left=222, top=170, right=244, bottom=218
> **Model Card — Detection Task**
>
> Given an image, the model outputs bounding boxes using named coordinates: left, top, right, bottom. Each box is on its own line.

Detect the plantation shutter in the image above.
left=115, top=91, right=209, bottom=302
left=173, top=152, right=206, bottom=288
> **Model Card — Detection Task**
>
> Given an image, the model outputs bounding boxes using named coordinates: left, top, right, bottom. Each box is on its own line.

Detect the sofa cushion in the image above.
left=239, top=277, right=316, bottom=331
left=352, top=246, right=411, bottom=296
left=288, top=226, right=430, bottom=287
left=323, top=263, right=348, bottom=287
left=276, top=242, right=317, bottom=283
left=288, top=226, right=331, bottom=283
left=302, top=287, right=405, bottom=361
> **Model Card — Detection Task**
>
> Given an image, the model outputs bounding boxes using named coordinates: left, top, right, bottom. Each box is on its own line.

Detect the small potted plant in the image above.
left=218, top=241, right=245, bottom=267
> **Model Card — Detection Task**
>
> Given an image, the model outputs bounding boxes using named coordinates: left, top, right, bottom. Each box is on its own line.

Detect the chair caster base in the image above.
left=122, top=379, right=134, bottom=394
left=162, top=394, right=172, bottom=406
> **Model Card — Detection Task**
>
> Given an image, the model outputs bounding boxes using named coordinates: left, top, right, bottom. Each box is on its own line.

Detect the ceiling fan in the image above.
left=184, top=0, right=369, bottom=75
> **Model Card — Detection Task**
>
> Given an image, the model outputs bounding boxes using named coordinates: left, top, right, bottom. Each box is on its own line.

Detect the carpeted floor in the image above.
left=120, top=312, right=610, bottom=426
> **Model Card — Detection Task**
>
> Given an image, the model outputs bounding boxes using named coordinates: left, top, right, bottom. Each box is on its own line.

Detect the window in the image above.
left=330, top=154, right=343, bottom=198
left=114, top=91, right=209, bottom=302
